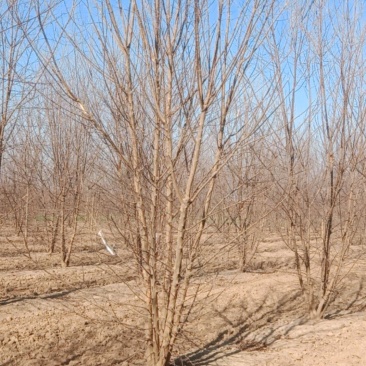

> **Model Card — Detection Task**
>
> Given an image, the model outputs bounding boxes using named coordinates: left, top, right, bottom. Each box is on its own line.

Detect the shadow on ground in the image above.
left=0, top=288, right=80, bottom=306
left=175, top=275, right=366, bottom=366
left=174, top=290, right=307, bottom=366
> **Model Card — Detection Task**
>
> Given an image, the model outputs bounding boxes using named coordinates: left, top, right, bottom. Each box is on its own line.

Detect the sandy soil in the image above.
left=1, top=228, right=366, bottom=365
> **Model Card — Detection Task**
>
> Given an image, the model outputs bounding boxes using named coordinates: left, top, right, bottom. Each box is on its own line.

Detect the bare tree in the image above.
left=0, top=1, right=36, bottom=178
left=41, top=92, right=91, bottom=266
left=268, top=0, right=366, bottom=319
left=30, top=0, right=280, bottom=364
left=221, top=144, right=271, bottom=272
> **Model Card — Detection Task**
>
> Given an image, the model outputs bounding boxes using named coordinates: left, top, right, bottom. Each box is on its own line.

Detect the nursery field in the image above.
left=2, top=0, right=366, bottom=365
left=1, top=226, right=366, bottom=366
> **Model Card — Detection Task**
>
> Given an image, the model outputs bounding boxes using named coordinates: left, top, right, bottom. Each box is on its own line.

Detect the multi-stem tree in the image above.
left=32, top=0, right=279, bottom=364
left=269, top=0, right=366, bottom=319
left=35, top=91, right=92, bottom=266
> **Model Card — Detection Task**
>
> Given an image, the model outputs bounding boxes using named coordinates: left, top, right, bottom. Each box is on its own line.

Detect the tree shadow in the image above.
left=174, top=290, right=305, bottom=366
left=325, top=277, right=366, bottom=319
left=0, top=288, right=80, bottom=306
left=176, top=277, right=366, bottom=366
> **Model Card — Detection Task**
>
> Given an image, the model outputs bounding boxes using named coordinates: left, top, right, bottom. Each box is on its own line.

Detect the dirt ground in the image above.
left=1, top=226, right=366, bottom=365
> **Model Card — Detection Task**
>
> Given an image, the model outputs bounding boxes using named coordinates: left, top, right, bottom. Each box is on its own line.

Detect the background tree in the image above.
left=268, top=0, right=366, bottom=319
left=0, top=0, right=36, bottom=177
